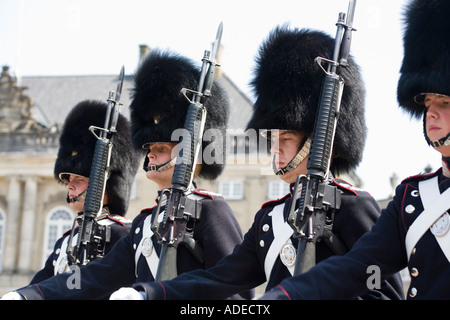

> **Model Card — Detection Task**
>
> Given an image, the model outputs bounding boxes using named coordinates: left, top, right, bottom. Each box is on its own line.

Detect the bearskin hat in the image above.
left=247, top=26, right=366, bottom=175
left=129, top=50, right=230, bottom=180
left=54, top=100, right=140, bottom=216
left=397, top=0, right=450, bottom=118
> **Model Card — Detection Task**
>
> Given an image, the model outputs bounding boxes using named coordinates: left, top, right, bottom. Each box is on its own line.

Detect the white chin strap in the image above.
left=429, top=134, right=450, bottom=148
left=274, top=137, right=311, bottom=175
left=66, top=190, right=87, bottom=204
left=144, top=157, right=177, bottom=172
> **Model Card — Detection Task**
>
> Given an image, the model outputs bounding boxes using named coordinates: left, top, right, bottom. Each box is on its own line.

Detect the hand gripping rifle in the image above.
left=151, top=23, right=223, bottom=281
left=287, top=0, right=357, bottom=275
left=66, top=66, right=125, bottom=266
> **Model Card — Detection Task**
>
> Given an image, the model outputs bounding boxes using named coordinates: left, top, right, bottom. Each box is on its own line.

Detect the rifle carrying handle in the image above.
left=171, top=102, right=205, bottom=189
left=83, top=139, right=111, bottom=216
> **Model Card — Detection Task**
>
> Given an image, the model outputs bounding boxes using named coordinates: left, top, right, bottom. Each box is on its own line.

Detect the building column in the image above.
left=2, top=175, right=22, bottom=273
left=17, top=176, right=38, bottom=273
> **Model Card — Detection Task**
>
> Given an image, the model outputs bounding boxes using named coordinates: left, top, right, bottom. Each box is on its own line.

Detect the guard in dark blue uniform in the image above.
left=121, top=26, right=404, bottom=300
left=30, top=100, right=139, bottom=284
left=4, top=50, right=252, bottom=300
left=258, top=0, right=450, bottom=300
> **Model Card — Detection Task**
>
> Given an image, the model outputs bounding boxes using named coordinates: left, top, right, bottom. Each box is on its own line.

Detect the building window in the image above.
left=268, top=181, right=290, bottom=200
left=219, top=181, right=244, bottom=200
left=0, top=209, right=5, bottom=273
left=41, top=206, right=75, bottom=266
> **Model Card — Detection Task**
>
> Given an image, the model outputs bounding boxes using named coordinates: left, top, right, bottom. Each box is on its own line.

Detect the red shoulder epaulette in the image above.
left=62, top=229, right=72, bottom=237
left=106, top=214, right=131, bottom=226
left=193, top=188, right=224, bottom=200
left=260, top=193, right=290, bottom=209
left=401, top=168, right=440, bottom=184
left=332, top=178, right=363, bottom=196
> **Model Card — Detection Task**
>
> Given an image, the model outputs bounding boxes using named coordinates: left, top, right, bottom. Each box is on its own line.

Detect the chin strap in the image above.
left=428, top=133, right=450, bottom=148
left=66, top=190, right=87, bottom=204
left=143, top=154, right=177, bottom=172
left=274, top=137, right=311, bottom=176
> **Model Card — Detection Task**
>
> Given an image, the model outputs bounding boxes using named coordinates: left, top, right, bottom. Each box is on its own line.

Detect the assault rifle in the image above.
left=151, top=23, right=223, bottom=281
left=66, top=66, right=125, bottom=266
left=287, top=0, right=357, bottom=275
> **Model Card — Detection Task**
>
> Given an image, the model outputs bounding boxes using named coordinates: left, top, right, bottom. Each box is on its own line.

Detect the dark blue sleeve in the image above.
left=192, top=198, right=244, bottom=268
left=132, top=207, right=269, bottom=300
left=29, top=220, right=131, bottom=285
left=330, top=189, right=405, bottom=300
left=260, top=198, right=407, bottom=300
left=16, top=216, right=143, bottom=300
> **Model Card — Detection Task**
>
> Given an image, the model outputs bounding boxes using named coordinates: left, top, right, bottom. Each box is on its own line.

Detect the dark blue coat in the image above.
left=30, top=213, right=131, bottom=284
left=16, top=189, right=251, bottom=300
left=133, top=178, right=405, bottom=300
left=261, top=169, right=450, bottom=300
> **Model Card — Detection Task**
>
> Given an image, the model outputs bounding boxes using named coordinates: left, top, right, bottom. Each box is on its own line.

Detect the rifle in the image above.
left=287, top=0, right=357, bottom=275
left=66, top=66, right=125, bottom=266
left=151, top=22, right=223, bottom=281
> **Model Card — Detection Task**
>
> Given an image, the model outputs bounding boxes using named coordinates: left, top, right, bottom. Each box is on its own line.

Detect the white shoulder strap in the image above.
left=134, top=192, right=202, bottom=278
left=134, top=214, right=162, bottom=277
left=54, top=232, right=79, bottom=275
left=405, top=176, right=450, bottom=262
left=264, top=203, right=295, bottom=281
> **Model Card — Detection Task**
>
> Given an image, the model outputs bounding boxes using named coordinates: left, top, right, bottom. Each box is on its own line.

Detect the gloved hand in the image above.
left=109, top=287, right=146, bottom=300
left=1, top=292, right=24, bottom=300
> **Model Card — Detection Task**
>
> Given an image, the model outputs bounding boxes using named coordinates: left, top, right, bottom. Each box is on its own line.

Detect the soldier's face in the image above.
left=270, top=130, right=308, bottom=183
left=425, top=94, right=450, bottom=156
left=66, top=174, right=89, bottom=212
left=145, top=142, right=178, bottom=189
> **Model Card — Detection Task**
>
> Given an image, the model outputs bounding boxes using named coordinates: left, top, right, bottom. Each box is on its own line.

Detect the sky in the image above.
left=0, top=0, right=442, bottom=200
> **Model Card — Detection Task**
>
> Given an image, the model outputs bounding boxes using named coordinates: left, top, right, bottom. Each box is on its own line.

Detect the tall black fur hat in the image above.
left=247, top=26, right=366, bottom=175
left=54, top=100, right=140, bottom=216
left=130, top=50, right=229, bottom=180
left=397, top=0, right=450, bottom=118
